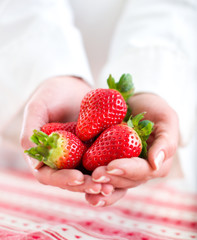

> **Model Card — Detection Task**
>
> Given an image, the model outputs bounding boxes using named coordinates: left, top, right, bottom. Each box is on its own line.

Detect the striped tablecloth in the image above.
left=0, top=169, right=196, bottom=240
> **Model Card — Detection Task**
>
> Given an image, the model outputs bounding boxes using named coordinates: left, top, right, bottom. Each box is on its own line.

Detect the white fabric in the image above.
left=0, top=0, right=196, bottom=189
left=99, top=0, right=197, bottom=146
left=0, top=0, right=93, bottom=132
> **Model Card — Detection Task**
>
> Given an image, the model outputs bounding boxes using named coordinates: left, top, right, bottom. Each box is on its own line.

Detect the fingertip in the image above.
left=24, top=155, right=44, bottom=170
left=148, top=149, right=165, bottom=171
left=101, top=184, right=114, bottom=197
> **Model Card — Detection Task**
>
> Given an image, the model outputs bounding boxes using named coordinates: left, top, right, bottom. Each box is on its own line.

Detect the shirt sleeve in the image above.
left=99, top=0, right=197, bottom=146
left=0, top=0, right=93, bottom=129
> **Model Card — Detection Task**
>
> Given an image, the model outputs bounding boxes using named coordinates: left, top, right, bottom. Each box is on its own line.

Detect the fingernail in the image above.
left=90, top=200, right=105, bottom=207
left=85, top=188, right=100, bottom=194
left=92, top=176, right=110, bottom=183
left=67, top=180, right=84, bottom=186
left=101, top=191, right=112, bottom=197
left=106, top=169, right=124, bottom=176
left=155, top=151, right=165, bottom=170
left=27, top=157, right=43, bottom=169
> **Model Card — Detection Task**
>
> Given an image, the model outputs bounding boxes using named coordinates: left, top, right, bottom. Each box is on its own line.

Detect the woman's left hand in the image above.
left=86, top=93, right=179, bottom=206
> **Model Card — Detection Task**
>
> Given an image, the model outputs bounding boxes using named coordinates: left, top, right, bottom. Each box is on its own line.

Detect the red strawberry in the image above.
left=41, top=122, right=93, bottom=150
left=41, top=122, right=77, bottom=135
left=83, top=113, right=154, bottom=171
left=25, top=130, right=85, bottom=169
left=76, top=74, right=134, bottom=142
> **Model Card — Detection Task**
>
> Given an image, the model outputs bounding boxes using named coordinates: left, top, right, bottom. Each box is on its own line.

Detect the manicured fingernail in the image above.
left=90, top=200, right=105, bottom=207
left=106, top=169, right=124, bottom=176
left=101, top=191, right=112, bottom=197
left=85, top=188, right=100, bottom=194
left=92, top=176, right=110, bottom=183
left=155, top=151, right=165, bottom=170
left=67, top=180, right=84, bottom=186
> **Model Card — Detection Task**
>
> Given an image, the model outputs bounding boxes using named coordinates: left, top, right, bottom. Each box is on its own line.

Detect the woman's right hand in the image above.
left=20, top=76, right=114, bottom=196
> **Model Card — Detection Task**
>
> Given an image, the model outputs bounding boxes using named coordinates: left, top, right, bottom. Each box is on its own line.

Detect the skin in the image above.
left=87, top=93, right=179, bottom=206
left=20, top=76, right=113, bottom=197
left=21, top=78, right=179, bottom=207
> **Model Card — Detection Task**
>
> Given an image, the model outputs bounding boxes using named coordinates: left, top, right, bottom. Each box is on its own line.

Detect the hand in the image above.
left=88, top=93, right=179, bottom=205
left=20, top=76, right=111, bottom=194
left=85, top=188, right=127, bottom=207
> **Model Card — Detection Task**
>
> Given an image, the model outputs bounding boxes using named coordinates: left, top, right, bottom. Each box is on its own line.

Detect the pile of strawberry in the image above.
left=25, top=74, right=154, bottom=172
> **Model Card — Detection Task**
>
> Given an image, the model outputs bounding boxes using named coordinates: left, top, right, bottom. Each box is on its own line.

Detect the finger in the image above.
left=32, top=165, right=87, bottom=192
left=83, top=175, right=102, bottom=194
left=92, top=165, right=146, bottom=188
left=20, top=99, right=49, bottom=169
left=33, top=167, right=102, bottom=193
left=107, top=158, right=152, bottom=181
left=85, top=189, right=127, bottom=207
left=100, top=184, right=114, bottom=197
left=106, top=157, right=173, bottom=182
left=128, top=93, right=179, bottom=171
left=148, top=114, right=179, bottom=170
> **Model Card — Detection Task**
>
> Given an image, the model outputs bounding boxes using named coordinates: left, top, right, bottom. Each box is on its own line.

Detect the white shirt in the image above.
left=0, top=0, right=196, bottom=189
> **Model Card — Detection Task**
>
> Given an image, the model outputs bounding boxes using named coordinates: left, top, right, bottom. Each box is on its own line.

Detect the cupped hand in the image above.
left=88, top=93, right=179, bottom=204
left=20, top=76, right=108, bottom=194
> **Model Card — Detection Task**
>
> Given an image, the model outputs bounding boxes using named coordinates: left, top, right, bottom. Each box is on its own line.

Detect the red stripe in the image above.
left=108, top=207, right=197, bottom=232
left=125, top=194, right=197, bottom=212
left=147, top=184, right=197, bottom=200
left=0, top=225, right=53, bottom=240
left=47, top=230, right=70, bottom=240
left=0, top=224, right=28, bottom=233
left=44, top=230, right=67, bottom=240
left=1, top=170, right=35, bottom=179
left=0, top=183, right=88, bottom=208
left=0, top=228, right=24, bottom=240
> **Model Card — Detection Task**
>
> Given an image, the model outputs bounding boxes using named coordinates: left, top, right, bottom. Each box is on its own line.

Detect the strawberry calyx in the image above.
left=107, top=74, right=134, bottom=122
left=107, top=73, right=134, bottom=102
left=24, top=130, right=60, bottom=169
left=127, top=113, right=154, bottom=159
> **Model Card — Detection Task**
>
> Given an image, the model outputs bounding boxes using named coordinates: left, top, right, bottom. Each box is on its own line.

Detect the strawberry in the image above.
left=25, top=130, right=85, bottom=169
left=41, top=122, right=77, bottom=135
left=76, top=74, right=134, bottom=141
left=40, top=122, right=93, bottom=149
left=82, top=113, right=154, bottom=171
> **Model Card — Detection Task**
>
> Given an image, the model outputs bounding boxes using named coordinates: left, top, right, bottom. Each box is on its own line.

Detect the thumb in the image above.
left=20, top=100, right=48, bottom=169
left=148, top=117, right=179, bottom=171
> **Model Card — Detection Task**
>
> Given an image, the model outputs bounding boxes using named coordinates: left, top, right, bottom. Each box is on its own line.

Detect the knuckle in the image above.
left=25, top=101, right=38, bottom=115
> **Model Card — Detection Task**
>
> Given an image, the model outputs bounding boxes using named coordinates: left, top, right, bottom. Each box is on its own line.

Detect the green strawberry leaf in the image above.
left=139, top=141, right=148, bottom=159
left=131, top=112, right=145, bottom=127
left=30, top=130, right=48, bottom=145
left=124, top=104, right=132, bottom=122
left=25, top=130, right=60, bottom=169
left=107, top=74, right=116, bottom=89
left=127, top=113, right=154, bottom=159
left=116, top=74, right=134, bottom=102
left=138, top=120, right=154, bottom=141
left=107, top=73, right=135, bottom=102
